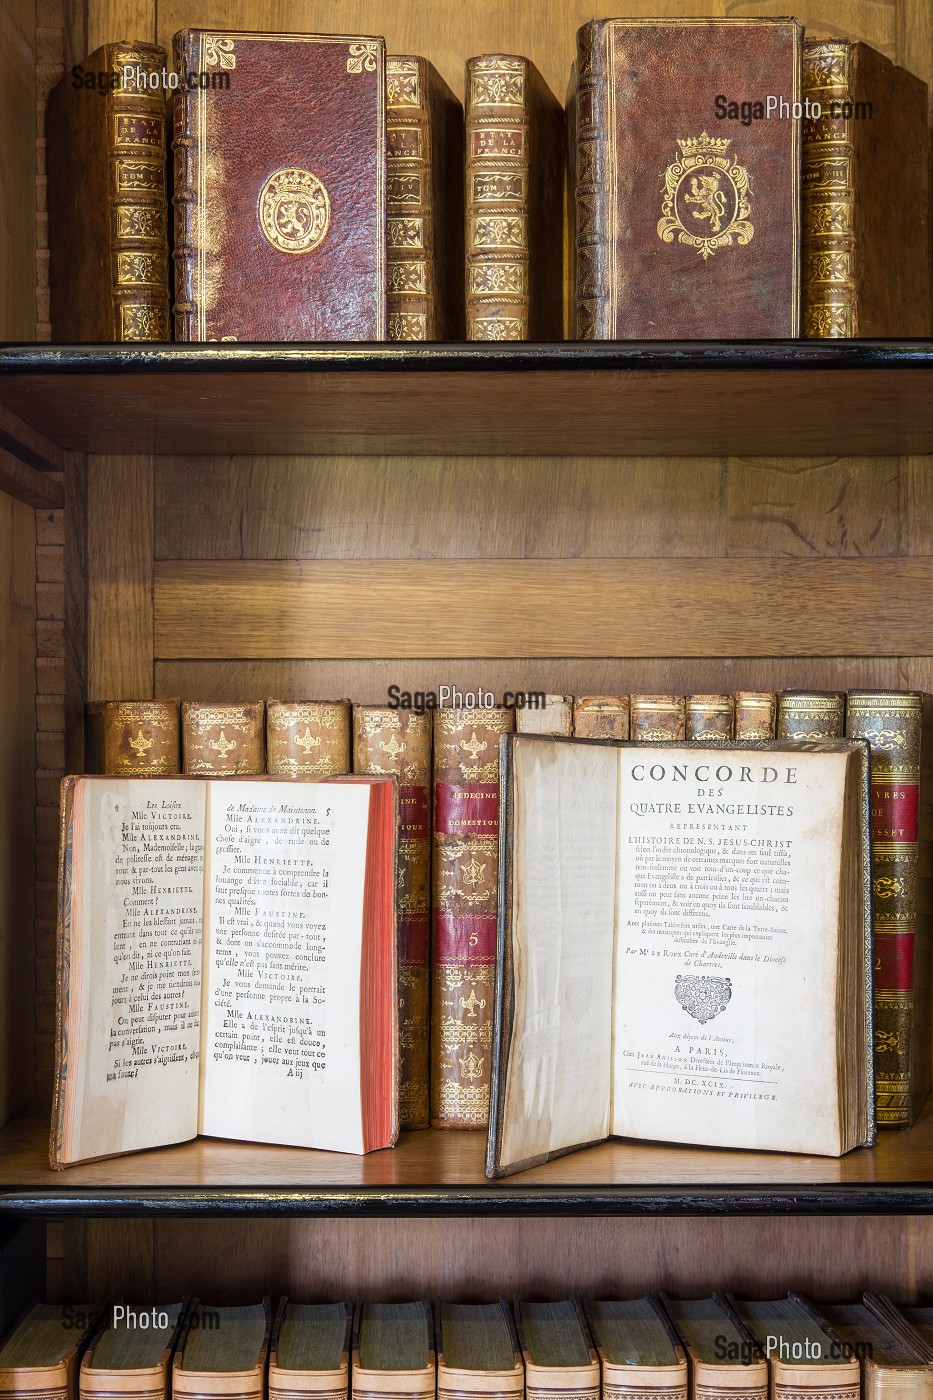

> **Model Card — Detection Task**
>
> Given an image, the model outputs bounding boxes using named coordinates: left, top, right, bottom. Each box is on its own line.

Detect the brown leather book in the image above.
left=514, top=1299, right=599, bottom=1400
left=268, top=1300, right=352, bottom=1400
left=572, top=18, right=801, bottom=338
left=465, top=56, right=564, bottom=340
left=776, top=691, right=845, bottom=740
left=173, top=31, right=386, bottom=341
left=47, top=42, right=171, bottom=340
left=432, top=706, right=514, bottom=1128
left=582, top=1296, right=687, bottom=1398
left=81, top=1303, right=188, bottom=1400
left=102, top=700, right=181, bottom=776
left=182, top=702, right=265, bottom=775
left=802, top=41, right=931, bottom=337
left=352, top=1301, right=434, bottom=1400
left=802, top=1299, right=933, bottom=1399
left=353, top=707, right=432, bottom=1130
left=267, top=701, right=350, bottom=777
left=173, top=1304, right=270, bottom=1400
left=630, top=695, right=686, bottom=742
left=661, top=1296, right=767, bottom=1400
left=386, top=57, right=464, bottom=341
left=572, top=696, right=630, bottom=740
left=0, top=1304, right=102, bottom=1400
left=436, top=1302, right=523, bottom=1400
left=685, top=695, right=733, bottom=744
left=730, top=1295, right=859, bottom=1399
left=733, top=692, right=777, bottom=741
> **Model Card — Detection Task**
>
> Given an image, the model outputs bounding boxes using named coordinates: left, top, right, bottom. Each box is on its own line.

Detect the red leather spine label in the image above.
left=434, top=782, right=499, bottom=836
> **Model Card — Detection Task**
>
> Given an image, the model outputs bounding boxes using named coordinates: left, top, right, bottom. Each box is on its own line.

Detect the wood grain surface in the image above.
left=86, top=456, right=153, bottom=701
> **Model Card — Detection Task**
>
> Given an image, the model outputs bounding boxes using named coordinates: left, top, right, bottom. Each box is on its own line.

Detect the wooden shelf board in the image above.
left=0, top=343, right=931, bottom=458
left=3, top=1110, right=933, bottom=1214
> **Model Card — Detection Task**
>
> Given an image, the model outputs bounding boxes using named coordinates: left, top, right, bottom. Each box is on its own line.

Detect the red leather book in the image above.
left=173, top=30, right=386, bottom=341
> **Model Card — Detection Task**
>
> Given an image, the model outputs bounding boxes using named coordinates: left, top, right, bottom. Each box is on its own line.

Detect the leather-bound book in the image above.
left=465, top=56, right=564, bottom=340
left=846, top=691, right=932, bottom=1128
left=386, top=57, right=464, bottom=341
left=173, top=31, right=386, bottom=341
left=432, top=706, right=514, bottom=1128
left=582, top=1297, right=687, bottom=1399
left=685, top=695, right=733, bottom=745
left=47, top=42, right=171, bottom=340
left=802, top=41, right=931, bottom=337
left=354, top=707, right=432, bottom=1129
left=436, top=1302, right=523, bottom=1400
left=730, top=1296, right=859, bottom=1399
left=81, top=1304, right=188, bottom=1400
left=802, top=1299, right=933, bottom=1399
left=630, top=696, right=685, bottom=742
left=268, top=1301, right=351, bottom=1400
left=0, top=1304, right=102, bottom=1400
left=865, top=1293, right=933, bottom=1370
left=572, top=19, right=801, bottom=338
left=515, top=695, right=573, bottom=736
left=514, top=1299, right=598, bottom=1400
left=173, top=1304, right=270, bottom=1400
left=182, top=702, right=265, bottom=775
left=352, top=1302, right=434, bottom=1400
left=733, top=692, right=777, bottom=741
left=777, top=691, right=845, bottom=740
left=102, top=700, right=181, bottom=776
left=661, top=1297, right=767, bottom=1400
left=267, top=701, right=350, bottom=777
left=572, top=696, right=630, bottom=740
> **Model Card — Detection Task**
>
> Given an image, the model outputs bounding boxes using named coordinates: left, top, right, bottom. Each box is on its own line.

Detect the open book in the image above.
left=52, top=775, right=397, bottom=1168
left=487, top=737, right=873, bottom=1177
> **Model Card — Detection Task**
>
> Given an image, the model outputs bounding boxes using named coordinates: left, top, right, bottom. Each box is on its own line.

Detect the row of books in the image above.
left=48, top=21, right=932, bottom=344
left=7, top=1294, right=933, bottom=1400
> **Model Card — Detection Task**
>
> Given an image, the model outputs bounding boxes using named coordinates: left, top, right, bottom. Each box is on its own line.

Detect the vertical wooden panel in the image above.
left=0, top=0, right=36, bottom=340
left=86, top=456, right=154, bottom=702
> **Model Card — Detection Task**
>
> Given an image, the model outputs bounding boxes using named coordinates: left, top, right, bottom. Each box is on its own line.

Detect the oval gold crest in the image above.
left=258, top=167, right=330, bottom=255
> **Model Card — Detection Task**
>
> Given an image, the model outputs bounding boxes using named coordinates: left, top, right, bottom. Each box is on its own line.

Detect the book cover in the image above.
left=352, top=1301, right=434, bottom=1400
left=572, top=697, right=630, bottom=740
left=777, top=691, right=845, bottom=740
left=174, top=1304, right=270, bottom=1400
left=733, top=692, right=777, bottom=741
left=269, top=1300, right=352, bottom=1400
left=630, top=695, right=685, bottom=742
left=661, top=1297, right=767, bottom=1400
left=81, top=1302, right=188, bottom=1400
left=514, top=1299, right=599, bottom=1400
left=267, top=701, right=350, bottom=778
left=182, top=702, right=265, bottom=775
left=102, top=700, right=181, bottom=776
left=436, top=1302, right=523, bottom=1400
left=685, top=695, right=733, bottom=744
left=730, top=1295, right=859, bottom=1399
left=582, top=1297, right=687, bottom=1399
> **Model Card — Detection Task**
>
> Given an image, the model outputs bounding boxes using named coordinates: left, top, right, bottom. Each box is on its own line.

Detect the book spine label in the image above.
left=172, top=33, right=200, bottom=342
left=685, top=694, right=734, bottom=744
left=802, top=41, right=856, bottom=337
left=573, top=22, right=610, bottom=338
left=776, top=692, right=845, bottom=739
left=182, top=701, right=266, bottom=774
left=734, top=691, right=777, bottom=740
left=103, top=699, right=180, bottom=774
left=630, top=695, right=686, bottom=742
left=846, top=692, right=923, bottom=1127
left=432, top=707, right=513, bottom=1127
left=267, top=701, right=350, bottom=776
left=465, top=57, right=531, bottom=341
left=386, top=59, right=432, bottom=342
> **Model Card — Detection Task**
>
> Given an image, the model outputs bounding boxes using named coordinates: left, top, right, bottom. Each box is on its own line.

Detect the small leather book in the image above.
left=80, top=1303, right=188, bottom=1400
left=733, top=692, right=776, bottom=741
left=102, top=700, right=181, bottom=776
left=864, top=1293, right=933, bottom=1370
left=351, top=1301, right=434, bottom=1400
left=268, top=1300, right=352, bottom=1400
left=465, top=56, right=564, bottom=340
left=802, top=41, right=931, bottom=337
left=386, top=57, right=464, bottom=341
left=685, top=695, right=733, bottom=745
left=571, top=18, right=801, bottom=338
left=582, top=1296, right=687, bottom=1398
left=173, top=31, right=386, bottom=341
left=630, top=695, right=685, bottom=742
left=728, top=1295, right=858, bottom=1399
left=182, top=702, right=265, bottom=775
left=514, top=695, right=573, bottom=736
left=435, top=1301, right=523, bottom=1400
left=776, top=691, right=845, bottom=740
left=0, top=1303, right=103, bottom=1400
left=266, top=701, right=351, bottom=778
left=47, top=43, right=171, bottom=340
left=173, top=1303, right=270, bottom=1400
left=799, top=1297, right=933, bottom=1399
left=572, top=696, right=630, bottom=740
left=660, top=1296, right=767, bottom=1400
left=514, top=1299, right=598, bottom=1400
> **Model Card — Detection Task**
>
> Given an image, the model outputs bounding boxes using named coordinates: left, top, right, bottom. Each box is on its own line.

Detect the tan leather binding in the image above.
left=572, top=697, right=630, bottom=740
left=181, top=702, right=265, bottom=775
left=173, top=1304, right=270, bottom=1400
left=515, top=1298, right=599, bottom=1400
left=776, top=691, right=845, bottom=740
left=80, top=1305, right=186, bottom=1400
left=266, top=701, right=350, bottom=778
left=351, top=1301, right=434, bottom=1400
left=436, top=1302, right=524, bottom=1400
left=0, top=1305, right=102, bottom=1400
left=685, top=695, right=734, bottom=745
left=103, top=700, right=181, bottom=775
left=630, top=695, right=686, bottom=742
left=268, top=1300, right=351, bottom=1400
left=733, top=693, right=777, bottom=741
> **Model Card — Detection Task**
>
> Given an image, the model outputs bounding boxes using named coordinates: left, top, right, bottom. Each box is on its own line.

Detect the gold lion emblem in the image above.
left=258, top=167, right=330, bottom=255
left=658, top=133, right=753, bottom=259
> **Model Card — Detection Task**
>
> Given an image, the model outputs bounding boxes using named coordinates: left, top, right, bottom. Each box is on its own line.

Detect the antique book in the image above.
left=733, top=692, right=777, bottom=741
left=572, top=697, right=630, bottom=740
left=269, top=1300, right=352, bottom=1400
left=182, top=702, right=265, bottom=776
left=0, top=1304, right=102, bottom=1400
left=846, top=691, right=932, bottom=1128
left=432, top=706, right=515, bottom=1129
left=777, top=691, right=845, bottom=741
left=685, top=695, right=734, bottom=745
left=730, top=1295, right=859, bottom=1399
left=174, top=1304, right=270, bottom=1400
left=386, top=57, right=464, bottom=341
left=630, top=695, right=685, bottom=742
left=352, top=1301, right=434, bottom=1400
left=514, top=1299, right=598, bottom=1400
left=515, top=695, right=573, bottom=736
left=582, top=1296, right=687, bottom=1398
left=353, top=707, right=432, bottom=1129
left=802, top=41, right=931, bottom=337
left=436, top=1302, right=523, bottom=1400
left=102, top=701, right=181, bottom=776
left=661, top=1297, right=767, bottom=1400
left=47, top=42, right=171, bottom=340
left=465, top=56, right=564, bottom=340
left=81, top=1303, right=188, bottom=1400
left=571, top=19, right=801, bottom=338
left=865, top=1294, right=933, bottom=1369
left=51, top=774, right=397, bottom=1166
left=803, top=1299, right=933, bottom=1398
left=267, top=701, right=350, bottom=778
left=173, top=31, right=386, bottom=341
left=487, top=735, right=873, bottom=1176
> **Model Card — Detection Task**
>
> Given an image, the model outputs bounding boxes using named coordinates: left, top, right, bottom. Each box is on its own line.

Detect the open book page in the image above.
left=498, top=739, right=619, bottom=1169
left=57, top=778, right=205, bottom=1165
left=610, top=747, right=850, bottom=1155
left=199, top=780, right=374, bottom=1152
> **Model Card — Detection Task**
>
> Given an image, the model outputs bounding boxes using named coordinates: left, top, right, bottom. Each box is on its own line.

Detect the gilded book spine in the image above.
left=685, top=695, right=734, bottom=744
left=432, top=706, right=514, bottom=1127
left=631, top=695, right=686, bottom=742
left=776, top=691, right=845, bottom=740
left=386, top=58, right=432, bottom=342
left=573, top=22, right=610, bottom=339
left=734, top=691, right=777, bottom=740
left=266, top=701, right=350, bottom=777
left=846, top=691, right=924, bottom=1127
left=354, top=707, right=432, bottom=1129
left=171, top=32, right=200, bottom=342
left=182, top=702, right=266, bottom=775
left=802, top=41, right=856, bottom=337
left=572, top=695, right=630, bottom=739
left=465, top=57, right=531, bottom=341
left=103, top=700, right=181, bottom=775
